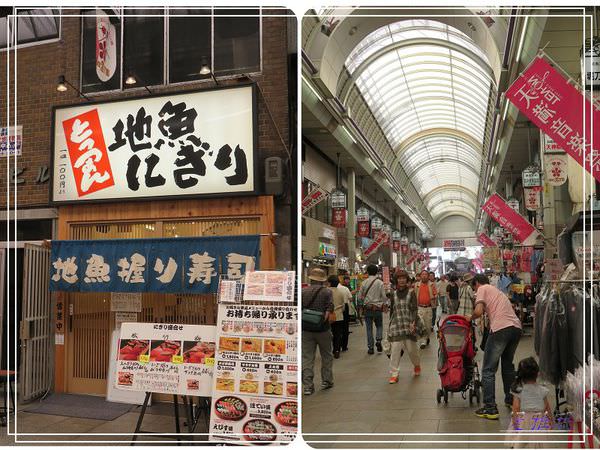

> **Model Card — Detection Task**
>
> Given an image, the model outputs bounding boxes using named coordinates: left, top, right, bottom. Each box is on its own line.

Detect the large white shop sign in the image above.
left=52, top=85, right=256, bottom=203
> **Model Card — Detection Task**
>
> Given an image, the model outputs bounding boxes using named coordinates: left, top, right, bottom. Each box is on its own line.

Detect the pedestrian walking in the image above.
left=338, top=276, right=353, bottom=352
left=468, top=274, right=522, bottom=420
left=429, top=272, right=438, bottom=328
left=437, top=275, right=449, bottom=314
left=359, top=264, right=389, bottom=354
left=456, top=273, right=475, bottom=316
left=328, top=275, right=346, bottom=359
left=414, top=270, right=437, bottom=349
left=446, top=274, right=460, bottom=314
left=302, top=268, right=335, bottom=395
left=388, top=270, right=421, bottom=382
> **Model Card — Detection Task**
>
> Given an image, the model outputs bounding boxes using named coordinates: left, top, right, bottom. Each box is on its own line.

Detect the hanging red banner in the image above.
left=357, top=221, right=370, bottom=237
left=477, top=233, right=497, bottom=247
left=406, top=253, right=419, bottom=265
left=401, top=244, right=409, bottom=255
left=302, top=186, right=328, bottom=215
left=393, top=240, right=401, bottom=251
left=364, top=230, right=388, bottom=257
left=524, top=187, right=542, bottom=211
left=506, top=55, right=600, bottom=182
left=482, top=194, right=538, bottom=245
left=332, top=207, right=347, bottom=228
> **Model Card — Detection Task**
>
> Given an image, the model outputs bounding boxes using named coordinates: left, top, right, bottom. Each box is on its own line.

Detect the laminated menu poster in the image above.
left=243, top=271, right=296, bottom=302
left=115, top=322, right=216, bottom=396
left=209, top=304, right=298, bottom=443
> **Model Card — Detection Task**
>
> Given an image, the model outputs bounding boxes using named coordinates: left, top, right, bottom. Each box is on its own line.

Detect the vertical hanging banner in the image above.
left=331, top=208, right=347, bottom=228
left=356, top=221, right=370, bottom=238
left=400, top=236, right=409, bottom=255
left=477, top=233, right=497, bottom=247
left=302, top=186, right=328, bottom=215
left=505, top=55, right=600, bottom=182
left=544, top=153, right=568, bottom=186
left=96, top=9, right=117, bottom=82
left=524, top=187, right=542, bottom=211
left=482, top=194, right=538, bottom=245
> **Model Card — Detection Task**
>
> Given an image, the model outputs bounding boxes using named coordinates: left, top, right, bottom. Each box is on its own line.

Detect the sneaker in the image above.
left=367, top=348, right=374, bottom=355
left=303, top=386, right=315, bottom=396
left=321, top=381, right=334, bottom=390
left=388, top=376, right=399, bottom=384
left=475, top=405, right=499, bottom=420
left=376, top=341, right=383, bottom=353
left=413, top=365, right=421, bottom=376
left=333, top=351, right=340, bottom=359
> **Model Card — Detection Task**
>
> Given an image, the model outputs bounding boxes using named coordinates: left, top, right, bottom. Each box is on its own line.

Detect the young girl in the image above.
left=507, top=357, right=552, bottom=448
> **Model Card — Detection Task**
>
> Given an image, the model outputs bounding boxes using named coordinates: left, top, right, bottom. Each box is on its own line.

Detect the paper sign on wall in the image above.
left=111, top=293, right=142, bottom=312
left=243, top=271, right=295, bottom=302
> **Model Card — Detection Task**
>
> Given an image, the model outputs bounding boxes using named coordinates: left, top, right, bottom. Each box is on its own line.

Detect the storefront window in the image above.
left=0, top=8, right=60, bottom=49
left=80, top=8, right=262, bottom=94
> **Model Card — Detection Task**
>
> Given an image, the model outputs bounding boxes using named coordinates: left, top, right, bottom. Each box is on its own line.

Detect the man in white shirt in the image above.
left=338, top=276, right=353, bottom=352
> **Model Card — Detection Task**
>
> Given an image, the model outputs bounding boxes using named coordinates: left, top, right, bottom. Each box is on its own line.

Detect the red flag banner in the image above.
left=477, top=233, right=497, bottom=247
left=482, top=194, right=538, bottom=245
left=364, top=230, right=388, bottom=257
left=302, top=187, right=328, bottom=215
left=506, top=56, right=600, bottom=182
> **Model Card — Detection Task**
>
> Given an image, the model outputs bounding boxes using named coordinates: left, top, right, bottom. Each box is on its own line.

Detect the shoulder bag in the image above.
left=302, top=287, right=328, bottom=332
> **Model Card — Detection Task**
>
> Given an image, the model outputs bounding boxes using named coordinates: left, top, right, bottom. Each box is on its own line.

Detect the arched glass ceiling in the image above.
left=345, top=19, right=494, bottom=223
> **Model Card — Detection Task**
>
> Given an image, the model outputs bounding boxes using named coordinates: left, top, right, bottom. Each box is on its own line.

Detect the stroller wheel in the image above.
left=443, top=390, right=449, bottom=404
left=436, top=389, right=443, bottom=404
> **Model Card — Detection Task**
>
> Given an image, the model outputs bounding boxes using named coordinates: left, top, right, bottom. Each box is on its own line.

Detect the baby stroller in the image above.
left=436, top=314, right=481, bottom=405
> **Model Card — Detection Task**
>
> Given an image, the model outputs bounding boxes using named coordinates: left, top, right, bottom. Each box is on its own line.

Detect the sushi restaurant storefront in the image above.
left=49, top=84, right=277, bottom=397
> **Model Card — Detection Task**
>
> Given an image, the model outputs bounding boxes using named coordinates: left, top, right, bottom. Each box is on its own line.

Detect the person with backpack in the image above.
left=414, top=269, right=437, bottom=349
left=301, top=268, right=335, bottom=396
left=388, top=270, right=421, bottom=382
left=467, top=274, right=522, bottom=420
left=359, top=264, right=389, bottom=354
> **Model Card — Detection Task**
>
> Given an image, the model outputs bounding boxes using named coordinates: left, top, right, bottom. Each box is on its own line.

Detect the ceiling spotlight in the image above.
left=56, top=75, right=67, bottom=92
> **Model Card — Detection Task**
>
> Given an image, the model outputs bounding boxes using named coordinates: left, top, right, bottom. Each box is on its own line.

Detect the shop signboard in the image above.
left=363, top=230, right=388, bottom=257
left=331, top=207, right=347, bottom=228
left=330, top=190, right=346, bottom=208
left=49, top=235, right=260, bottom=294
left=443, top=239, right=465, bottom=251
left=482, top=194, right=538, bottom=245
left=243, top=271, right=296, bottom=303
left=0, top=126, right=22, bottom=157
left=524, top=187, right=542, bottom=211
left=507, top=198, right=520, bottom=212
left=302, top=186, right=328, bottom=215
left=115, top=322, right=216, bottom=396
left=356, top=206, right=370, bottom=222
left=521, top=167, right=541, bottom=188
left=544, top=153, right=568, bottom=186
left=209, top=303, right=297, bottom=442
left=52, top=85, right=256, bottom=203
left=482, top=247, right=501, bottom=271
left=393, top=240, right=401, bottom=252
left=382, top=266, right=390, bottom=290
left=382, top=225, right=391, bottom=246
left=506, top=56, right=600, bottom=183
left=400, top=235, right=409, bottom=255
left=477, top=233, right=497, bottom=247
left=371, top=216, right=382, bottom=230
left=111, top=292, right=142, bottom=312
left=95, top=9, right=117, bottom=82
left=544, top=258, right=563, bottom=281
left=543, top=134, right=565, bottom=154
left=581, top=36, right=600, bottom=88
left=357, top=221, right=370, bottom=237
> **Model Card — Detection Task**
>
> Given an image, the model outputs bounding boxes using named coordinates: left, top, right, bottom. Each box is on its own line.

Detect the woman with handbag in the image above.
left=388, top=270, right=422, bottom=383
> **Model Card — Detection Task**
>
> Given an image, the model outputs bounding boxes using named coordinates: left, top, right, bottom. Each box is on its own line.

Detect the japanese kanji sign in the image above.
left=482, top=194, right=538, bottom=245
left=52, top=85, right=255, bottom=203
left=363, top=230, right=388, bottom=257
left=0, top=126, right=22, bottom=157
left=506, top=56, right=600, bottom=182
left=301, top=186, right=328, bottom=215
left=116, top=322, right=216, bottom=397
left=477, top=233, right=497, bottom=247
left=50, top=235, right=260, bottom=294
left=442, top=239, right=465, bottom=250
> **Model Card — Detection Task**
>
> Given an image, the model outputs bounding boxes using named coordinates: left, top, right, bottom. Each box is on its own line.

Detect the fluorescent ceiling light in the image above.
left=342, top=125, right=357, bottom=144
left=515, top=16, right=529, bottom=63
left=302, top=75, right=323, bottom=102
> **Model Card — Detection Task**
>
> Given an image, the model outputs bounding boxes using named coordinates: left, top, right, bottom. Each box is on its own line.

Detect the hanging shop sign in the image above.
left=302, top=186, right=328, bottom=215
left=400, top=235, right=409, bottom=255
left=544, top=153, right=568, bottom=186
left=482, top=247, right=502, bottom=271
left=363, top=229, right=388, bottom=258
left=330, top=190, right=346, bottom=209
left=318, top=242, right=337, bottom=259
left=0, top=126, right=22, bottom=157
left=409, top=241, right=418, bottom=256
left=392, top=231, right=401, bottom=252
left=115, top=322, right=216, bottom=396
left=49, top=235, right=260, bottom=294
left=482, top=194, right=538, bottom=245
left=442, top=239, right=465, bottom=251
left=506, top=55, right=600, bottom=183
left=406, top=252, right=419, bottom=265
left=382, top=225, right=392, bottom=246
left=209, top=303, right=297, bottom=442
left=243, top=271, right=295, bottom=303
left=522, top=167, right=542, bottom=188
left=357, top=221, right=370, bottom=238
left=52, top=85, right=256, bottom=203
left=331, top=208, right=347, bottom=228
left=382, top=266, right=390, bottom=290
left=356, top=206, right=370, bottom=222
left=542, top=133, right=565, bottom=154
left=524, top=187, right=542, bottom=211
left=507, top=198, right=520, bottom=212
left=95, top=9, right=117, bottom=82
left=581, top=36, right=600, bottom=88
left=370, top=216, right=382, bottom=230
left=477, top=233, right=497, bottom=247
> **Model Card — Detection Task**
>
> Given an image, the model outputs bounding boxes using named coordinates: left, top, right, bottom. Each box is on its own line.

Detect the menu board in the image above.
left=209, top=304, right=298, bottom=443
left=243, top=271, right=295, bottom=302
left=115, top=323, right=216, bottom=396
